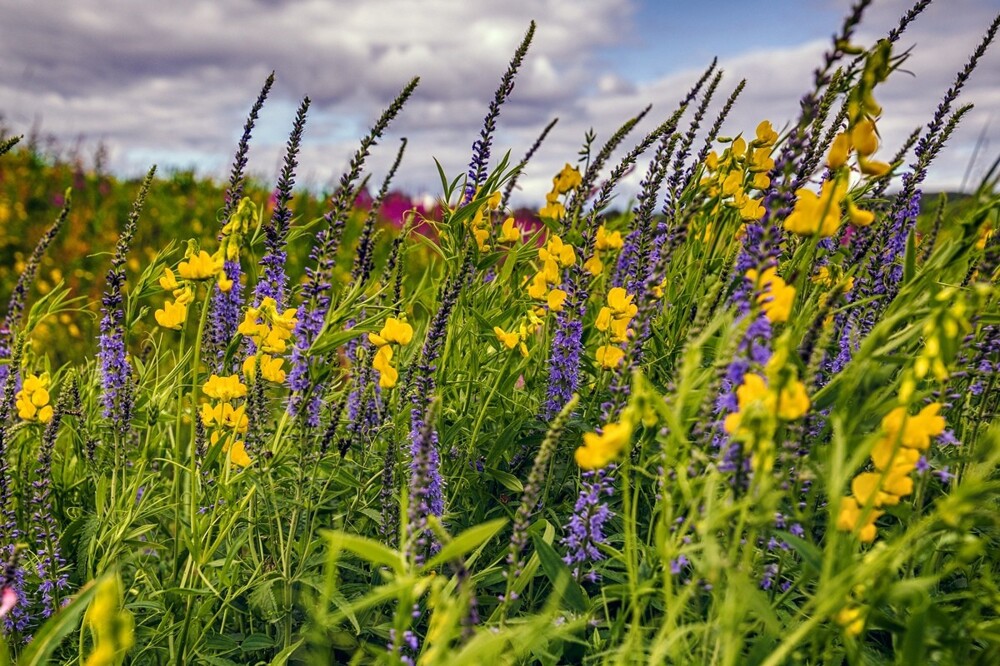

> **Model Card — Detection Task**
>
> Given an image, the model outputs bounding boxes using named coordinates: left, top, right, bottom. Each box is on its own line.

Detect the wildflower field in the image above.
left=1, top=2, right=1000, bottom=664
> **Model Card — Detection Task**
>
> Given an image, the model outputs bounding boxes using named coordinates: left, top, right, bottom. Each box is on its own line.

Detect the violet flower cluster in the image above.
left=99, top=168, right=154, bottom=437
left=31, top=393, right=70, bottom=618
left=561, top=466, right=615, bottom=583
left=204, top=74, right=275, bottom=367
left=255, top=97, right=310, bottom=311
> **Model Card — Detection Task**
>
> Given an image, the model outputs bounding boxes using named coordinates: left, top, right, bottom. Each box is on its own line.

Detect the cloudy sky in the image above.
left=1, top=0, right=998, bottom=206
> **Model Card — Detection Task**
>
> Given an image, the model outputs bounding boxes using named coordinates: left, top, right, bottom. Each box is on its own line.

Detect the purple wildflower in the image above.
left=203, top=74, right=275, bottom=365
left=32, top=391, right=71, bottom=618
left=562, top=466, right=615, bottom=583
left=541, top=265, right=584, bottom=421
left=463, top=22, right=535, bottom=204
left=99, top=168, right=155, bottom=438
left=288, top=79, right=418, bottom=420
left=256, top=97, right=310, bottom=311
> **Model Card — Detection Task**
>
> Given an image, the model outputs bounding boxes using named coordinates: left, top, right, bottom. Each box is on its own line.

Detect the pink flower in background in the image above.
left=0, top=587, right=17, bottom=618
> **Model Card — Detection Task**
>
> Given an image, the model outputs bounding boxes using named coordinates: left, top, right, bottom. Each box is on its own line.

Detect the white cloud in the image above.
left=1, top=0, right=997, bottom=209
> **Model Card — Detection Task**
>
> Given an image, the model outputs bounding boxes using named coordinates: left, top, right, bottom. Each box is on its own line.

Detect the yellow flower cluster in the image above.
left=368, top=316, right=414, bottom=388
left=786, top=45, right=894, bottom=240
left=575, top=418, right=633, bottom=470
left=218, top=197, right=255, bottom=262
left=154, top=267, right=195, bottom=330
left=16, top=372, right=54, bottom=423
left=242, top=354, right=287, bottom=384
left=583, top=225, right=625, bottom=276
left=594, top=287, right=638, bottom=369
left=493, top=310, right=542, bottom=358
left=723, top=373, right=810, bottom=436
left=702, top=121, right=777, bottom=222
left=526, top=234, right=575, bottom=313
left=723, top=348, right=809, bottom=473
left=745, top=267, right=795, bottom=323
left=469, top=191, right=509, bottom=252
left=201, top=374, right=251, bottom=467
left=238, top=297, right=297, bottom=354
left=837, top=403, right=945, bottom=542
left=539, top=163, right=582, bottom=220
left=154, top=200, right=258, bottom=330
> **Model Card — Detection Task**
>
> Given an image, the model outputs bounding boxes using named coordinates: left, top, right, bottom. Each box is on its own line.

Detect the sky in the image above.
left=1, top=0, right=998, bottom=207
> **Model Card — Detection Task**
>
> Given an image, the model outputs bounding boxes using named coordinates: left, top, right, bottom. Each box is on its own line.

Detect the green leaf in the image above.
left=324, top=530, right=405, bottom=575
left=424, top=518, right=507, bottom=571
left=241, top=633, right=277, bottom=652
left=268, top=638, right=304, bottom=666
left=483, top=467, right=524, bottom=493
left=774, top=531, right=822, bottom=574
left=18, top=576, right=101, bottom=666
left=531, top=534, right=588, bottom=612
left=903, top=227, right=917, bottom=283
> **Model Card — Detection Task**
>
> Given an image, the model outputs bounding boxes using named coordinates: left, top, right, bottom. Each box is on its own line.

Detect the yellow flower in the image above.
left=595, top=225, right=623, bottom=251
left=83, top=574, right=133, bottom=666
left=596, top=344, right=624, bottom=369
left=493, top=326, right=520, bottom=351
left=540, top=235, right=577, bottom=268
left=369, top=317, right=414, bottom=347
left=217, top=270, right=234, bottom=293
left=878, top=403, right=945, bottom=452
left=739, top=196, right=765, bottom=221
left=159, top=267, right=180, bottom=291
left=836, top=496, right=882, bottom=543
left=731, top=137, right=747, bottom=158
left=846, top=200, right=875, bottom=227
left=870, top=443, right=921, bottom=475
left=16, top=373, right=54, bottom=423
left=722, top=171, right=742, bottom=196
left=220, top=402, right=248, bottom=432
left=827, top=132, right=852, bottom=169
left=372, top=345, right=398, bottom=388
left=724, top=371, right=809, bottom=434
left=526, top=271, right=550, bottom=300
left=547, top=289, right=567, bottom=312
left=723, top=373, right=770, bottom=434
left=607, top=287, right=637, bottom=319
left=746, top=267, right=795, bottom=323
left=584, top=254, right=604, bottom=276
left=784, top=180, right=846, bottom=238
left=575, top=420, right=632, bottom=469
left=487, top=191, right=502, bottom=209
left=203, top=374, right=248, bottom=401
left=834, top=606, right=865, bottom=637
left=553, top=163, right=582, bottom=194
left=154, top=299, right=188, bottom=330
left=243, top=354, right=286, bottom=383
left=749, top=147, right=774, bottom=173
left=755, top=120, right=778, bottom=147
left=177, top=250, right=222, bottom=280
left=851, top=470, right=911, bottom=508
left=539, top=200, right=566, bottom=220
left=227, top=440, right=252, bottom=468
left=775, top=379, right=810, bottom=420
left=499, top=217, right=520, bottom=243
left=752, top=172, right=770, bottom=190
left=858, top=155, right=891, bottom=177
left=850, top=119, right=879, bottom=156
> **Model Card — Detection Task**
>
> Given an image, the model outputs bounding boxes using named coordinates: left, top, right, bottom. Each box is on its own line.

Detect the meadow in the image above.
left=1, top=1, right=999, bottom=663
